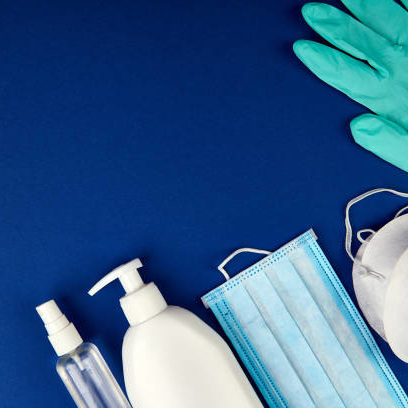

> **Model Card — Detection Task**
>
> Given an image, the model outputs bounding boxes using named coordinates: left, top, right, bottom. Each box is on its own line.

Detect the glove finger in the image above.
left=341, top=0, right=408, bottom=45
left=401, top=0, right=408, bottom=12
left=302, top=3, right=390, bottom=71
left=293, top=40, right=380, bottom=103
left=351, top=114, right=408, bottom=172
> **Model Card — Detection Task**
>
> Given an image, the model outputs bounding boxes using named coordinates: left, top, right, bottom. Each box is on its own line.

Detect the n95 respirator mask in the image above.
left=346, top=188, right=408, bottom=362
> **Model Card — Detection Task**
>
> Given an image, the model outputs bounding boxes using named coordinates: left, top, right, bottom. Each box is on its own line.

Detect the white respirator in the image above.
left=346, top=188, right=408, bottom=362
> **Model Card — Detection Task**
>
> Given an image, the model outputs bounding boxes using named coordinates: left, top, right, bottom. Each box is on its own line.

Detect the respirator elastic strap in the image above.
left=345, top=188, right=408, bottom=279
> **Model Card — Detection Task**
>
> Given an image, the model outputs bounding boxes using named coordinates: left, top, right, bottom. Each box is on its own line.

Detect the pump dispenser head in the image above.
left=88, top=258, right=144, bottom=296
left=88, top=258, right=168, bottom=326
left=36, top=300, right=83, bottom=356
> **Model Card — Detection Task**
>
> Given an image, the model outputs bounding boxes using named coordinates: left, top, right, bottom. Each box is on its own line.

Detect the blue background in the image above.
left=1, top=0, right=408, bottom=406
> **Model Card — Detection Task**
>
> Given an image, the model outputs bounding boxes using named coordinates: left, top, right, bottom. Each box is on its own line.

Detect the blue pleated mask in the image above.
left=202, top=230, right=408, bottom=408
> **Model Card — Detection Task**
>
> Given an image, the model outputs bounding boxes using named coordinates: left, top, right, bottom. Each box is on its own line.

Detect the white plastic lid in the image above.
left=36, top=300, right=83, bottom=356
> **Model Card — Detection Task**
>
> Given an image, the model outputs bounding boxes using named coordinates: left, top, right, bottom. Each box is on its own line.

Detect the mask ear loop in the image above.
left=345, top=188, right=408, bottom=280
left=218, top=248, right=272, bottom=281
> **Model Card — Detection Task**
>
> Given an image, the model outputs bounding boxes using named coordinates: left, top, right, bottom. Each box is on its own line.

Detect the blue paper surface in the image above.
left=1, top=0, right=408, bottom=407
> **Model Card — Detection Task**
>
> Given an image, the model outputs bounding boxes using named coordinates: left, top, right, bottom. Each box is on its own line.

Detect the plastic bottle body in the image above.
left=122, top=306, right=263, bottom=408
left=57, top=343, right=132, bottom=408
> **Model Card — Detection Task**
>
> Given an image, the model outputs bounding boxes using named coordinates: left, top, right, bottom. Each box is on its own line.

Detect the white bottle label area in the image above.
left=122, top=306, right=263, bottom=408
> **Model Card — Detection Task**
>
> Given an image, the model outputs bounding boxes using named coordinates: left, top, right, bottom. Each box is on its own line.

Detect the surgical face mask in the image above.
left=345, top=188, right=408, bottom=362
left=202, top=230, right=408, bottom=408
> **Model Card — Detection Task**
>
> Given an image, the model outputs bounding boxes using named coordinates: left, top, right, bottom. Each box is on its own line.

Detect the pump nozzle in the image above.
left=88, top=258, right=144, bottom=296
left=88, top=258, right=167, bottom=326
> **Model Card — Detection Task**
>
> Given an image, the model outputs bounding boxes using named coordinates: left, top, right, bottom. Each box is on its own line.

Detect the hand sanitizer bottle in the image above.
left=88, top=258, right=263, bottom=408
left=36, top=300, right=132, bottom=408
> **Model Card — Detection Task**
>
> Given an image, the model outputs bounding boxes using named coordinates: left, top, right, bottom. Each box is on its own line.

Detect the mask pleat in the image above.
left=291, top=244, right=397, bottom=407
left=244, top=272, right=346, bottom=408
left=225, top=285, right=315, bottom=408
left=267, top=257, right=377, bottom=408
left=212, top=298, right=287, bottom=408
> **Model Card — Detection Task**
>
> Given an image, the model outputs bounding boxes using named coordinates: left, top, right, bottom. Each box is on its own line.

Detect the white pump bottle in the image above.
left=88, top=259, right=263, bottom=408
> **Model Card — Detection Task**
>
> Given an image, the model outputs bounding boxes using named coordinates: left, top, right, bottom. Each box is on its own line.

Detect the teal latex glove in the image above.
left=293, top=0, right=408, bottom=172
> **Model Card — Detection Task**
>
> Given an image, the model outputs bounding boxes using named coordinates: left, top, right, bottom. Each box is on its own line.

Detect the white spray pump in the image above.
left=88, top=258, right=263, bottom=408
left=36, top=300, right=132, bottom=408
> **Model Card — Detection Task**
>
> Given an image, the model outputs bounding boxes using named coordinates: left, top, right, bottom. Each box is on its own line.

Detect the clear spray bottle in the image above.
left=36, top=300, right=132, bottom=408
